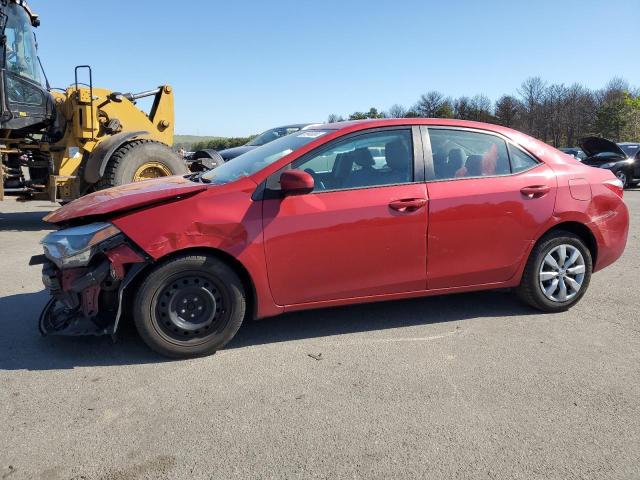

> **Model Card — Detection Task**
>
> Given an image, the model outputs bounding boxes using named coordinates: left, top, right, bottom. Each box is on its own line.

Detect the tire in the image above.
left=516, top=231, right=592, bottom=313
left=189, top=149, right=225, bottom=172
left=133, top=254, right=246, bottom=358
left=96, top=140, right=188, bottom=190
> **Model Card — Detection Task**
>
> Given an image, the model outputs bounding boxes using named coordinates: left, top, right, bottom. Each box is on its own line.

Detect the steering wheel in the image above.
left=304, top=168, right=326, bottom=191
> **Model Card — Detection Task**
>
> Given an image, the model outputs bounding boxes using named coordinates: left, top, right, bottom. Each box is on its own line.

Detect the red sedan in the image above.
left=35, top=119, right=629, bottom=358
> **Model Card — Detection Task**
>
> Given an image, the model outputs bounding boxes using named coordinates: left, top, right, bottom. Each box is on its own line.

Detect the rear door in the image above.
left=424, top=127, right=557, bottom=289
left=261, top=127, right=429, bottom=306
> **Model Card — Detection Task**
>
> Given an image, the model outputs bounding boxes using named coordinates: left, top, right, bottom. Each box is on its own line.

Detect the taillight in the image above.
left=603, top=178, right=624, bottom=198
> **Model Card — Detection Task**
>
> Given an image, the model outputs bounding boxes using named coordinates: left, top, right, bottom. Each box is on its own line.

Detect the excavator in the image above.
left=0, top=0, right=213, bottom=202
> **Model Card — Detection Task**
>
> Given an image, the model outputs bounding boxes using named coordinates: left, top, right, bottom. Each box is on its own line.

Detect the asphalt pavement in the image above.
left=1, top=192, right=638, bottom=479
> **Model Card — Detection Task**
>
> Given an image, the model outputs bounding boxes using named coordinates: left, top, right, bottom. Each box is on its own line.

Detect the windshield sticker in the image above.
left=298, top=131, right=327, bottom=139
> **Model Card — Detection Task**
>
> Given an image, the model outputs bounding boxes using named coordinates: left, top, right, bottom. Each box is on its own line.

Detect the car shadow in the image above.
left=227, top=290, right=534, bottom=349
left=0, top=289, right=536, bottom=371
left=0, top=290, right=164, bottom=371
left=0, top=210, right=55, bottom=232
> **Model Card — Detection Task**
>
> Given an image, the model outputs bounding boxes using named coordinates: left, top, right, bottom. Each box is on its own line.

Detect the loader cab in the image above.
left=0, top=1, right=55, bottom=133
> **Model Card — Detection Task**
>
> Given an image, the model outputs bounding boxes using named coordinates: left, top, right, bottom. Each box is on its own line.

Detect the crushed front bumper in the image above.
left=34, top=244, right=148, bottom=336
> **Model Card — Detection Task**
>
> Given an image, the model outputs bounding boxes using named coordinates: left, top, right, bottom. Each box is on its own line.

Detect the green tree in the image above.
left=366, top=107, right=385, bottom=119
left=192, top=136, right=255, bottom=152
left=348, top=111, right=368, bottom=120
left=624, top=92, right=640, bottom=140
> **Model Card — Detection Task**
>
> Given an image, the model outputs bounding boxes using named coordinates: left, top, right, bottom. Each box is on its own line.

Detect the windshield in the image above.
left=2, top=4, right=42, bottom=85
left=201, top=130, right=329, bottom=185
left=246, top=126, right=305, bottom=146
left=619, top=144, right=640, bottom=157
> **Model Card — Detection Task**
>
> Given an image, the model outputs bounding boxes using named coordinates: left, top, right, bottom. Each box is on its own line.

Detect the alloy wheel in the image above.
left=538, top=244, right=586, bottom=302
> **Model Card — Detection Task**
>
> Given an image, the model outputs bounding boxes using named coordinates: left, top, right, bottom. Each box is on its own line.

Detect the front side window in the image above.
left=2, top=4, right=42, bottom=85
left=287, top=129, right=414, bottom=192
left=429, top=128, right=510, bottom=180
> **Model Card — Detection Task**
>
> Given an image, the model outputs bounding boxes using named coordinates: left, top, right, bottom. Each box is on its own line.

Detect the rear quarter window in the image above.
left=509, top=145, right=539, bottom=173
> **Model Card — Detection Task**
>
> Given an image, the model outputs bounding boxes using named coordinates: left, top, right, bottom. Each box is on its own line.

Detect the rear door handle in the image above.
left=520, top=185, right=551, bottom=198
left=389, top=198, right=427, bottom=213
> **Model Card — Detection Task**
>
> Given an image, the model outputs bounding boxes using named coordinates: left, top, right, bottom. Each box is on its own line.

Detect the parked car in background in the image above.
left=579, top=137, right=640, bottom=187
left=36, top=119, right=629, bottom=358
left=217, top=124, right=318, bottom=161
left=559, top=147, right=586, bottom=161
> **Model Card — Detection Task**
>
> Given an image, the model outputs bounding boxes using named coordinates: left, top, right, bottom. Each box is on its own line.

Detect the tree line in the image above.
left=327, top=77, right=640, bottom=147
left=189, top=136, right=256, bottom=152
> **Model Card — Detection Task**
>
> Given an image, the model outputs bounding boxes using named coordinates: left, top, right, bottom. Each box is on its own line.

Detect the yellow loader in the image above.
left=0, top=1, right=215, bottom=202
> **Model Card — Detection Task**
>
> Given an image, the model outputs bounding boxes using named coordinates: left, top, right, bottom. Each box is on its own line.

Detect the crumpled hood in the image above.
left=45, top=176, right=207, bottom=224
left=579, top=136, right=627, bottom=159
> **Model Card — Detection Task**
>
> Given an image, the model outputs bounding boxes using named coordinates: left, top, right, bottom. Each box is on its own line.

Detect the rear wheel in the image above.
left=516, top=231, right=592, bottom=312
left=96, top=140, right=188, bottom=190
left=133, top=254, right=246, bottom=358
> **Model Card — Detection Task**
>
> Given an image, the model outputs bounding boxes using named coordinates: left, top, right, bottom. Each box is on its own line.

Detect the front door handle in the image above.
left=389, top=198, right=427, bottom=213
left=521, top=185, right=551, bottom=199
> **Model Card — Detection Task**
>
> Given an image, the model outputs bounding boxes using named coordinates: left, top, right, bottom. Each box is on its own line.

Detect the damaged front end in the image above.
left=31, top=223, right=149, bottom=336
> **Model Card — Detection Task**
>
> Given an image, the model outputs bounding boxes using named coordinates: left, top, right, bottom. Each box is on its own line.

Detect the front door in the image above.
left=262, top=128, right=429, bottom=306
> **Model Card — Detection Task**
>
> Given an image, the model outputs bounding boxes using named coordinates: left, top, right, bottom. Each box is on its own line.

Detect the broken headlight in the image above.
left=42, top=222, right=122, bottom=268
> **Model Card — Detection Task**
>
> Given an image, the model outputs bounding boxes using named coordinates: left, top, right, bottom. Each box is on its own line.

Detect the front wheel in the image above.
left=516, top=231, right=593, bottom=312
left=614, top=169, right=629, bottom=188
left=133, top=254, right=246, bottom=358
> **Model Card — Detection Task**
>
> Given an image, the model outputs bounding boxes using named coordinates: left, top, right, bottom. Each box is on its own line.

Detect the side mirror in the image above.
left=280, top=170, right=314, bottom=196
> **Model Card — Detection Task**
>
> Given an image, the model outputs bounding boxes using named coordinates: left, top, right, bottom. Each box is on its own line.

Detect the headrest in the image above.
left=448, top=148, right=465, bottom=169
left=465, top=155, right=483, bottom=176
left=351, top=148, right=375, bottom=168
left=385, top=140, right=409, bottom=170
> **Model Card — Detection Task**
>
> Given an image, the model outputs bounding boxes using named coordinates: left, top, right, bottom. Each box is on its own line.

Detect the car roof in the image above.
left=274, top=123, right=313, bottom=129
left=309, top=118, right=527, bottom=139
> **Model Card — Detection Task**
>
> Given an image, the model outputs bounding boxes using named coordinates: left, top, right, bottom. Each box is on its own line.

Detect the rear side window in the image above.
left=428, top=128, right=510, bottom=180
left=509, top=145, right=538, bottom=173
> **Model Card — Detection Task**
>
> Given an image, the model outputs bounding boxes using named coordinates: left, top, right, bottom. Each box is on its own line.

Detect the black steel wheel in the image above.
left=155, top=273, right=229, bottom=342
left=134, top=254, right=246, bottom=358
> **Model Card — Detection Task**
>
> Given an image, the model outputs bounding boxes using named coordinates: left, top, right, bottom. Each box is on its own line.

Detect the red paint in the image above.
left=280, top=170, right=315, bottom=195
left=105, top=244, right=146, bottom=280
left=262, top=183, right=428, bottom=305
left=45, top=119, right=630, bottom=320
left=44, top=176, right=207, bottom=223
left=426, top=163, right=557, bottom=289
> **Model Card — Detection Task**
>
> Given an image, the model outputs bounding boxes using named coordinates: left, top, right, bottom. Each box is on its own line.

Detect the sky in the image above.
left=32, top=0, right=639, bottom=137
